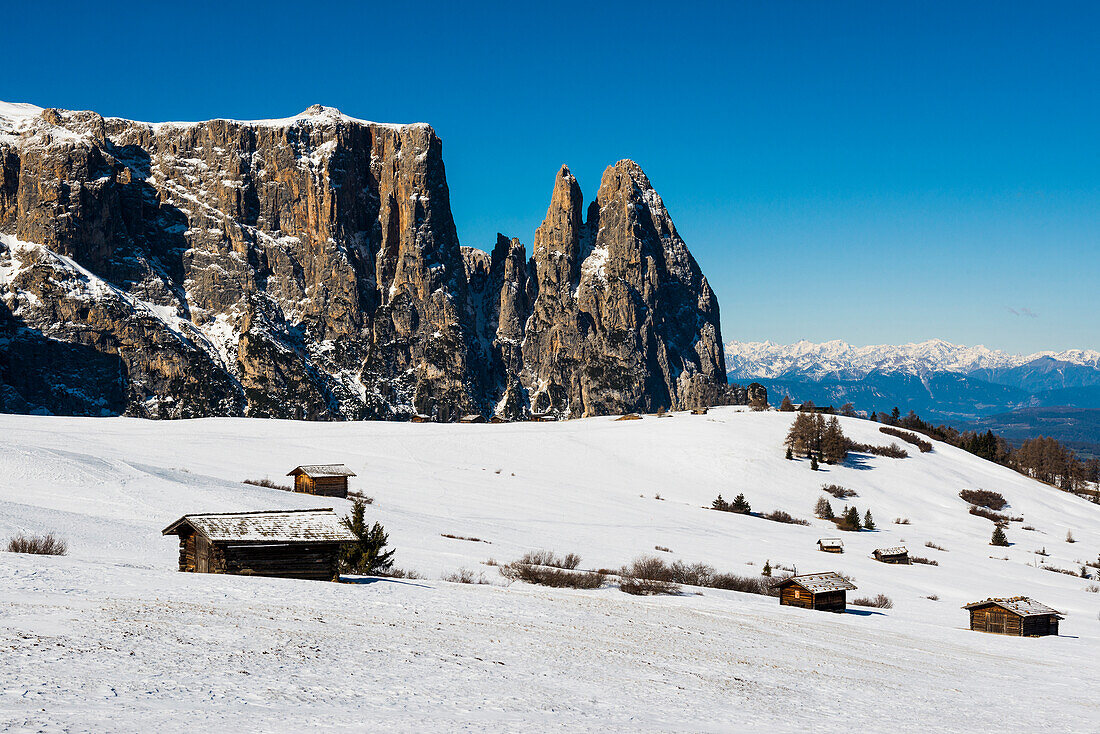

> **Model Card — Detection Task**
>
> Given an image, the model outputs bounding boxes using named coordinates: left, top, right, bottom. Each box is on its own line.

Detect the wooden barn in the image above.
left=410, top=413, right=431, bottom=423
left=528, top=412, right=557, bottom=422
left=286, top=464, right=356, bottom=499
left=817, top=538, right=844, bottom=553
left=615, top=413, right=643, bottom=421
left=774, top=572, right=857, bottom=612
left=963, top=597, right=1063, bottom=637
left=690, top=407, right=709, bottom=415
left=459, top=414, right=486, bottom=424
left=872, top=546, right=910, bottom=564
left=162, top=509, right=356, bottom=582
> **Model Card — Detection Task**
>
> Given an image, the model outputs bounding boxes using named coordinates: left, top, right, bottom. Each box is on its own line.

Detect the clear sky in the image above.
left=3, top=1, right=1097, bottom=353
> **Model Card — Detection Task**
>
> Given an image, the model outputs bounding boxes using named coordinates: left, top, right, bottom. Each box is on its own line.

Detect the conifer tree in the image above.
left=779, top=395, right=795, bottom=412
left=810, top=454, right=819, bottom=471
left=340, top=500, right=395, bottom=574
left=731, top=493, right=752, bottom=514
left=870, top=411, right=878, bottom=423
left=821, top=416, right=848, bottom=464
left=990, top=525, right=1009, bottom=547
left=762, top=560, right=772, bottom=577
left=814, top=496, right=834, bottom=519
left=785, top=446, right=793, bottom=460
left=863, top=509, right=875, bottom=530
left=711, top=494, right=729, bottom=511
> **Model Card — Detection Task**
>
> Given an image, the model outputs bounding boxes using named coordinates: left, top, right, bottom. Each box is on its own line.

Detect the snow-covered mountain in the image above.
left=725, top=339, right=1100, bottom=381
left=2, top=409, right=1098, bottom=730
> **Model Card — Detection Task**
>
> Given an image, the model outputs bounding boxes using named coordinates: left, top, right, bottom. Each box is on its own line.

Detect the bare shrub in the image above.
left=821, top=484, right=857, bottom=499
left=1040, top=564, right=1078, bottom=577
left=1022, top=525, right=1036, bottom=531
left=853, top=593, right=893, bottom=608
left=925, top=594, right=940, bottom=601
left=847, top=441, right=909, bottom=458
left=763, top=509, right=810, bottom=526
left=441, top=533, right=490, bottom=544
left=958, top=489, right=1007, bottom=510
left=483, top=558, right=498, bottom=567
left=378, top=567, right=424, bottom=579
left=346, top=490, right=374, bottom=504
left=6, top=533, right=67, bottom=556
left=500, top=562, right=604, bottom=589
left=909, top=555, right=938, bottom=566
left=516, top=550, right=580, bottom=569
left=242, top=478, right=291, bottom=491
left=654, top=545, right=673, bottom=553
left=669, top=560, right=715, bottom=587
left=879, top=427, right=933, bottom=452
left=1086, top=584, right=1099, bottom=593
left=925, top=541, right=947, bottom=551
left=969, top=506, right=1022, bottom=524
left=894, top=517, right=910, bottom=525
left=619, top=556, right=680, bottom=595
left=709, top=572, right=782, bottom=596
left=442, top=568, right=490, bottom=584
left=1066, top=530, right=1075, bottom=543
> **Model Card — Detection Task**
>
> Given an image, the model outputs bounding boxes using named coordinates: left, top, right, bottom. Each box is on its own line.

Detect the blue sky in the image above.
left=4, top=1, right=1097, bottom=353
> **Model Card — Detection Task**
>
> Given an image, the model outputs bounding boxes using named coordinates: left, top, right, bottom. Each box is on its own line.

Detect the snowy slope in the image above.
left=2, top=409, right=1099, bottom=732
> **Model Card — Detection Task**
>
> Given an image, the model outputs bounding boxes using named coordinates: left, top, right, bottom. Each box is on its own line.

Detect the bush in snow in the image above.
left=821, top=484, right=857, bottom=499
left=958, top=489, right=1007, bottom=510
left=500, top=561, right=604, bottom=589
left=242, top=478, right=291, bottom=491
left=764, top=510, right=810, bottom=526
left=442, top=568, right=490, bottom=584
left=853, top=593, right=893, bottom=609
left=618, top=556, right=680, bottom=595
left=909, top=556, right=939, bottom=566
left=516, top=550, right=581, bottom=569
left=6, top=533, right=67, bottom=556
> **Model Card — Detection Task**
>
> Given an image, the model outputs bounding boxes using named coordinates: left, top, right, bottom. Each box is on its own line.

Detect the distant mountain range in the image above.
left=725, top=339, right=1100, bottom=457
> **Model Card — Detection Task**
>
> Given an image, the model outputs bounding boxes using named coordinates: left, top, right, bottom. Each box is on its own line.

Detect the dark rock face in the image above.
left=0, top=103, right=747, bottom=420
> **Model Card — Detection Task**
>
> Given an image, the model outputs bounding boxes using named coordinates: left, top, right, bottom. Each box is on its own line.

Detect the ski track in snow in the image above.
left=0, top=408, right=1098, bottom=732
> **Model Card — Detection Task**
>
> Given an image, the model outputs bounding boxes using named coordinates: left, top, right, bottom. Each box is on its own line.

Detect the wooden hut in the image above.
left=690, top=407, right=709, bottom=415
left=529, top=412, right=557, bottom=422
left=817, top=538, right=844, bottom=553
left=459, top=414, right=486, bottom=424
left=774, top=572, right=857, bottom=612
left=615, top=413, right=643, bottom=421
left=162, top=509, right=356, bottom=581
left=410, top=413, right=431, bottom=423
left=286, top=464, right=356, bottom=499
left=963, top=597, right=1063, bottom=637
left=872, top=546, right=910, bottom=564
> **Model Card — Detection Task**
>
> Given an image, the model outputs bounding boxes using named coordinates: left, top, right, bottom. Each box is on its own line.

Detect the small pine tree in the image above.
left=837, top=505, right=861, bottom=531
left=340, top=500, right=396, bottom=575
left=863, top=509, right=875, bottom=530
left=785, top=446, right=793, bottom=460
left=779, top=395, right=795, bottom=412
left=990, top=525, right=1009, bottom=547
left=810, top=454, right=819, bottom=471
left=1066, top=530, right=1075, bottom=543
left=870, top=411, right=878, bottom=423
left=762, top=560, right=772, bottom=577
left=731, top=493, right=752, bottom=514
left=711, top=494, right=729, bottom=511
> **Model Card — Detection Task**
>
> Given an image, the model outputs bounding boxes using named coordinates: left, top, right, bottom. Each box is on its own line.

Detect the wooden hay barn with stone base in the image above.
left=963, top=597, right=1063, bottom=637
left=162, top=509, right=356, bottom=582
left=287, top=464, right=356, bottom=499
left=774, top=572, right=857, bottom=612
left=872, top=546, right=910, bottom=564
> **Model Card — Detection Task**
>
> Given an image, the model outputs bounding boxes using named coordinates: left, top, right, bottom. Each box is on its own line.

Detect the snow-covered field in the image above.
left=1, top=408, right=1098, bottom=732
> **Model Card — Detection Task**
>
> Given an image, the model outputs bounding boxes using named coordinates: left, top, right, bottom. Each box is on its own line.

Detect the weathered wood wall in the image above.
left=969, top=607, right=1058, bottom=636
left=780, top=585, right=814, bottom=609
left=292, top=475, right=348, bottom=498
left=219, top=542, right=341, bottom=581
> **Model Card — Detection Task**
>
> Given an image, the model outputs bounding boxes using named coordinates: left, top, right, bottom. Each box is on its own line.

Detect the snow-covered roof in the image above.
left=162, top=509, right=356, bottom=543
left=286, top=464, right=357, bottom=478
left=778, top=572, right=857, bottom=593
left=963, top=597, right=1063, bottom=618
left=874, top=547, right=908, bottom=556
left=817, top=538, right=844, bottom=547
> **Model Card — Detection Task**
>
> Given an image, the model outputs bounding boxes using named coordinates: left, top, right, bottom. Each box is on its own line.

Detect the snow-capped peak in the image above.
left=724, top=339, right=1100, bottom=380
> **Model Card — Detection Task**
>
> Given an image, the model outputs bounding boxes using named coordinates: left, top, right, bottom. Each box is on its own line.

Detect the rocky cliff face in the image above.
left=0, top=101, right=751, bottom=420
